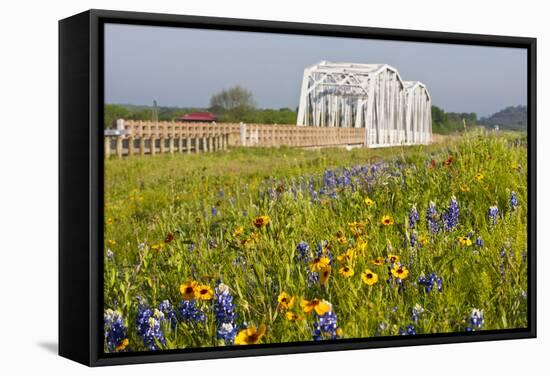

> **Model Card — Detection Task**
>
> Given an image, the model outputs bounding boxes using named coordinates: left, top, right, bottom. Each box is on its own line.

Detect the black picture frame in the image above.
left=59, top=8, right=537, bottom=367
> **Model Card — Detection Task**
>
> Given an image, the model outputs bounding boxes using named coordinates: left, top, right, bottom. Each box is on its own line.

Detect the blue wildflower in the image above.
left=104, top=309, right=127, bottom=353
left=475, top=237, right=483, bottom=247
left=410, top=232, right=417, bottom=248
left=442, top=196, right=459, bottom=231
left=296, top=241, right=310, bottom=263
left=417, top=272, right=443, bottom=293
left=488, top=205, right=499, bottom=225
left=211, top=206, right=218, bottom=216
left=158, top=300, right=178, bottom=329
left=409, top=206, right=420, bottom=229
left=179, top=300, right=206, bottom=324
left=135, top=300, right=166, bottom=351
left=312, top=306, right=340, bottom=341
left=213, top=283, right=238, bottom=344
left=411, top=304, right=424, bottom=323
left=465, top=308, right=484, bottom=331
left=426, top=202, right=440, bottom=234
left=510, top=191, right=519, bottom=210
left=399, top=324, right=416, bottom=335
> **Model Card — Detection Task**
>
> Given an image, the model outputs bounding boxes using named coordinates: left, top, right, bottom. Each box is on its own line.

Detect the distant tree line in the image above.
left=431, top=105, right=478, bottom=135
left=479, top=105, right=527, bottom=130
left=104, top=86, right=298, bottom=129
left=104, top=86, right=524, bottom=134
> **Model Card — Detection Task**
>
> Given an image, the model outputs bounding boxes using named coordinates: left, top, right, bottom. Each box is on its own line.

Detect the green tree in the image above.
left=104, top=104, right=130, bottom=129
left=210, top=86, right=256, bottom=122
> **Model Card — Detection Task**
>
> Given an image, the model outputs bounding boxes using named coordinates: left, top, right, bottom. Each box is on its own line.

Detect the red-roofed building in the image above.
left=176, top=111, right=217, bottom=122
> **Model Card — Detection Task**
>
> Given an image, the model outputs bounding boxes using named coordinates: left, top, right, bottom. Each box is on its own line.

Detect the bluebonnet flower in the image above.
left=442, top=196, right=459, bottom=231
left=315, top=241, right=333, bottom=264
left=307, top=271, right=319, bottom=287
left=465, top=308, right=484, bottom=331
left=179, top=300, right=206, bottom=324
left=417, top=272, right=443, bottom=293
left=488, top=205, right=499, bottom=225
left=106, top=248, right=114, bottom=261
left=475, top=237, right=484, bottom=247
left=410, top=232, right=417, bottom=248
left=158, top=300, right=178, bottom=329
left=104, top=309, right=127, bottom=353
left=188, top=243, right=196, bottom=252
left=409, top=206, right=420, bottom=229
left=399, top=324, right=416, bottom=335
left=233, top=254, right=246, bottom=267
left=411, top=304, right=424, bottom=323
left=510, top=191, right=519, bottom=210
left=312, top=307, right=340, bottom=341
left=208, top=238, right=217, bottom=249
left=295, top=241, right=310, bottom=263
left=426, top=201, right=440, bottom=234
left=135, top=300, right=166, bottom=351
left=213, top=283, right=238, bottom=344
left=211, top=206, right=218, bottom=216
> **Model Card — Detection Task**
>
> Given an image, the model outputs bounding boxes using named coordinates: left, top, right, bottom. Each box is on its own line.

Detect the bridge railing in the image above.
left=104, top=119, right=366, bottom=158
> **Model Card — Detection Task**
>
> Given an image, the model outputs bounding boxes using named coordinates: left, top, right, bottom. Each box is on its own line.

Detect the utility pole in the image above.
left=152, top=99, right=159, bottom=123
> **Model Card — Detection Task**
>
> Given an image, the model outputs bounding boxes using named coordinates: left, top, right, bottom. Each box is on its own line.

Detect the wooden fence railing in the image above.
left=104, top=119, right=366, bottom=158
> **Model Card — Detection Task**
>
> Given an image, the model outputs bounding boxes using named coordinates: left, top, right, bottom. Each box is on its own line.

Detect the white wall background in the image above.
left=0, top=0, right=546, bottom=374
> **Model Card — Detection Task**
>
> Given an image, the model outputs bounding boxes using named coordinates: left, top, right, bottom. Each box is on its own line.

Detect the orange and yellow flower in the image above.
left=475, top=172, right=484, bottom=182
left=309, top=256, right=330, bottom=272
left=285, top=312, right=304, bottom=322
left=300, top=298, right=331, bottom=315
left=252, top=215, right=270, bottom=228
left=388, top=254, right=400, bottom=264
left=364, top=197, right=375, bottom=206
left=391, top=265, right=409, bottom=280
left=458, top=236, right=473, bottom=246
left=381, top=215, right=394, bottom=226
left=335, top=230, right=348, bottom=245
left=115, top=338, right=129, bottom=352
left=319, top=266, right=332, bottom=286
left=233, top=226, right=245, bottom=237
left=179, top=280, right=198, bottom=300
left=361, top=269, right=378, bottom=286
left=372, top=257, right=385, bottom=266
left=277, top=292, right=296, bottom=310
left=196, top=284, right=214, bottom=300
left=339, top=265, right=354, bottom=278
left=234, top=324, right=267, bottom=345
left=337, top=249, right=355, bottom=264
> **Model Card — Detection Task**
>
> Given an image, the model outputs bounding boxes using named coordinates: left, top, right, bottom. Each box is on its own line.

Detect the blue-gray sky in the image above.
left=105, top=24, right=527, bottom=117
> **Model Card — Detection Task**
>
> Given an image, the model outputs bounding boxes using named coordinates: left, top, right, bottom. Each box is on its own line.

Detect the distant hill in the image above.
left=480, top=105, right=527, bottom=130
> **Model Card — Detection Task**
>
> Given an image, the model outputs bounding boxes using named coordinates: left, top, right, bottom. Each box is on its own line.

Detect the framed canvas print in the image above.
left=59, top=9, right=536, bottom=366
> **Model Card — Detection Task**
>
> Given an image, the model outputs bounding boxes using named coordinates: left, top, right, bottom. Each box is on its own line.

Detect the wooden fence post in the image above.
left=139, top=137, right=145, bottom=155
left=151, top=137, right=156, bottom=156
left=202, top=135, right=207, bottom=153
left=104, top=137, right=111, bottom=159
left=128, top=136, right=134, bottom=156
left=115, top=137, right=123, bottom=158
left=240, top=122, right=247, bottom=146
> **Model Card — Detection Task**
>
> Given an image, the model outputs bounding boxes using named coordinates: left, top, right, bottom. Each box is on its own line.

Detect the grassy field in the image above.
left=103, top=130, right=528, bottom=352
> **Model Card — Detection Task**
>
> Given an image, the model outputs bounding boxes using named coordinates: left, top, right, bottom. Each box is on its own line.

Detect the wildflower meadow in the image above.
left=103, top=130, right=528, bottom=353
